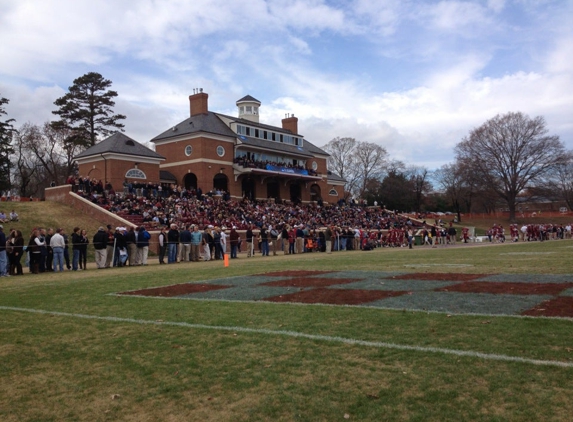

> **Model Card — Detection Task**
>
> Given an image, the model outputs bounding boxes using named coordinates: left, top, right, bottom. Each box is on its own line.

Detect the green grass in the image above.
left=1, top=202, right=573, bottom=421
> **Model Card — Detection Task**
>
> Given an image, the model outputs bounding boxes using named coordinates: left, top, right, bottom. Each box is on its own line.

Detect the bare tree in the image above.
left=10, top=122, right=79, bottom=197
left=11, top=123, right=42, bottom=197
left=322, top=137, right=389, bottom=199
left=455, top=112, right=566, bottom=222
left=407, top=166, right=431, bottom=213
left=354, top=141, right=388, bottom=198
left=322, top=137, right=357, bottom=198
left=435, top=161, right=475, bottom=222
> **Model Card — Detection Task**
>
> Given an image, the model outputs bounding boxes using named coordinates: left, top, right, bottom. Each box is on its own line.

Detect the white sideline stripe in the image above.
left=2, top=306, right=572, bottom=369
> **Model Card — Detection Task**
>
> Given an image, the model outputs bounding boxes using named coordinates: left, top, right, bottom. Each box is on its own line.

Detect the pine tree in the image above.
left=52, top=72, right=126, bottom=148
left=0, top=95, right=15, bottom=193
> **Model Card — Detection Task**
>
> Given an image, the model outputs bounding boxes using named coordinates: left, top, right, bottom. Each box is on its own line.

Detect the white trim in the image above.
left=153, top=133, right=235, bottom=146
left=68, top=192, right=136, bottom=228
left=76, top=153, right=163, bottom=165
left=160, top=158, right=232, bottom=169
left=1, top=305, right=571, bottom=368
left=125, top=168, right=146, bottom=179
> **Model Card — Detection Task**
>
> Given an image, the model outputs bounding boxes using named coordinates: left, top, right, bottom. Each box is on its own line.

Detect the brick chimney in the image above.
left=189, top=89, right=209, bottom=117
left=282, top=114, right=298, bottom=134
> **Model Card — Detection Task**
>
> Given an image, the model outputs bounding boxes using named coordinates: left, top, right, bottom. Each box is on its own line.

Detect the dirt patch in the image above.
left=258, top=270, right=335, bottom=277
left=264, top=288, right=408, bottom=305
left=389, top=273, right=490, bottom=282
left=261, top=277, right=361, bottom=288
left=522, top=297, right=573, bottom=318
left=121, top=284, right=230, bottom=297
left=436, top=282, right=573, bottom=295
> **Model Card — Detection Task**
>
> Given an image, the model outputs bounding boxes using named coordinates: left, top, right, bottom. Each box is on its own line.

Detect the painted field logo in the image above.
left=117, top=271, right=573, bottom=319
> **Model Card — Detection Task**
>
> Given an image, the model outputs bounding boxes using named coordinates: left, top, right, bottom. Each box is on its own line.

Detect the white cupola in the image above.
left=236, top=95, right=261, bottom=123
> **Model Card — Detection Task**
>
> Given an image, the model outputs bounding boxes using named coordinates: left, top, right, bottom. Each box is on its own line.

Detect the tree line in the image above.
left=323, top=112, right=572, bottom=222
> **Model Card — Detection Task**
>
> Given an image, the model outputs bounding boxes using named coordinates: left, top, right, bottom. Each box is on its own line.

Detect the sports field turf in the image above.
left=1, top=239, right=573, bottom=421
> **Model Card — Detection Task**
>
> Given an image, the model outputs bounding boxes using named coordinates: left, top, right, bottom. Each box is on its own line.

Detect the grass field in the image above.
left=1, top=203, right=573, bottom=421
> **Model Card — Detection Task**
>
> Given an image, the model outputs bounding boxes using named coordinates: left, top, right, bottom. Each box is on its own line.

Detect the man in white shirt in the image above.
left=50, top=228, right=66, bottom=272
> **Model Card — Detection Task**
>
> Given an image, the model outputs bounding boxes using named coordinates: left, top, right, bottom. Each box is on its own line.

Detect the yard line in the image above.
left=2, top=305, right=572, bottom=369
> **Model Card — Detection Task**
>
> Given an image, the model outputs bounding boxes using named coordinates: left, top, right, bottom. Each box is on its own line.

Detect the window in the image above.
left=311, top=161, right=318, bottom=171
left=126, top=169, right=146, bottom=179
left=255, top=129, right=259, bottom=138
left=217, top=146, right=225, bottom=157
left=185, top=145, right=193, bottom=156
left=328, top=188, right=338, bottom=196
left=246, top=127, right=251, bottom=136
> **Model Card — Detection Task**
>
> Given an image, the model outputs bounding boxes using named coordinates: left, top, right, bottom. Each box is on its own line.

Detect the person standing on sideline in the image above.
left=158, top=226, right=167, bottom=264
left=28, top=229, right=43, bottom=274
left=246, top=224, right=254, bottom=257
left=78, top=229, right=89, bottom=270
left=190, top=225, right=202, bottom=262
left=179, top=224, right=191, bottom=262
left=125, top=226, right=137, bottom=266
left=229, top=226, right=239, bottom=259
left=137, top=226, right=150, bottom=265
left=10, top=230, right=24, bottom=276
left=50, top=228, right=66, bottom=272
left=260, top=225, right=269, bottom=256
left=93, top=226, right=108, bottom=269
left=71, top=227, right=81, bottom=271
left=324, top=225, right=333, bottom=254
left=167, top=223, right=179, bottom=264
left=220, top=226, right=228, bottom=256
left=104, top=225, right=114, bottom=268
left=44, top=228, right=54, bottom=272
left=0, top=225, right=7, bottom=277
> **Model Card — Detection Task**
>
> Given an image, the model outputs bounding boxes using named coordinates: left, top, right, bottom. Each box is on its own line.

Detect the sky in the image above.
left=1, top=0, right=572, bottom=170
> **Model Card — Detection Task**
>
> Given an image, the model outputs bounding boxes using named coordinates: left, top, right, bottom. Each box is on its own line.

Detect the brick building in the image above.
left=75, top=91, right=345, bottom=202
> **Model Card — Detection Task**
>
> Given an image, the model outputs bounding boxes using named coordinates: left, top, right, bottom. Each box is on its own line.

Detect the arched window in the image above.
left=328, top=188, right=338, bottom=196
left=125, top=169, right=146, bottom=179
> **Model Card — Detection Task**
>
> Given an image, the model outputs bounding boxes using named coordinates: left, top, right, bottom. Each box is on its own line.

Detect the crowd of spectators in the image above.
left=233, top=157, right=318, bottom=176
left=73, top=180, right=418, bottom=234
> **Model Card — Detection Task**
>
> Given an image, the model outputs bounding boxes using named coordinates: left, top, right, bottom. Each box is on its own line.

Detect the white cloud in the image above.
left=1, top=0, right=572, bottom=171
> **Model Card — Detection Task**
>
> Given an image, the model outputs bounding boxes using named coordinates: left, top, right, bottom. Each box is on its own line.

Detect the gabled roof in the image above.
left=236, top=95, right=261, bottom=104
left=151, top=112, right=236, bottom=143
left=326, top=171, right=346, bottom=183
left=160, top=170, right=177, bottom=182
left=151, top=110, right=329, bottom=158
left=75, top=132, right=165, bottom=160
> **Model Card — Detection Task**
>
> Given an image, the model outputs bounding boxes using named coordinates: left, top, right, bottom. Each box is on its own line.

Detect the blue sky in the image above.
left=1, top=0, right=572, bottom=170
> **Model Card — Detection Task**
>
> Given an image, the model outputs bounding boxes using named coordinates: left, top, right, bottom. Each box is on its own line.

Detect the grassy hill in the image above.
left=1, top=201, right=106, bottom=240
